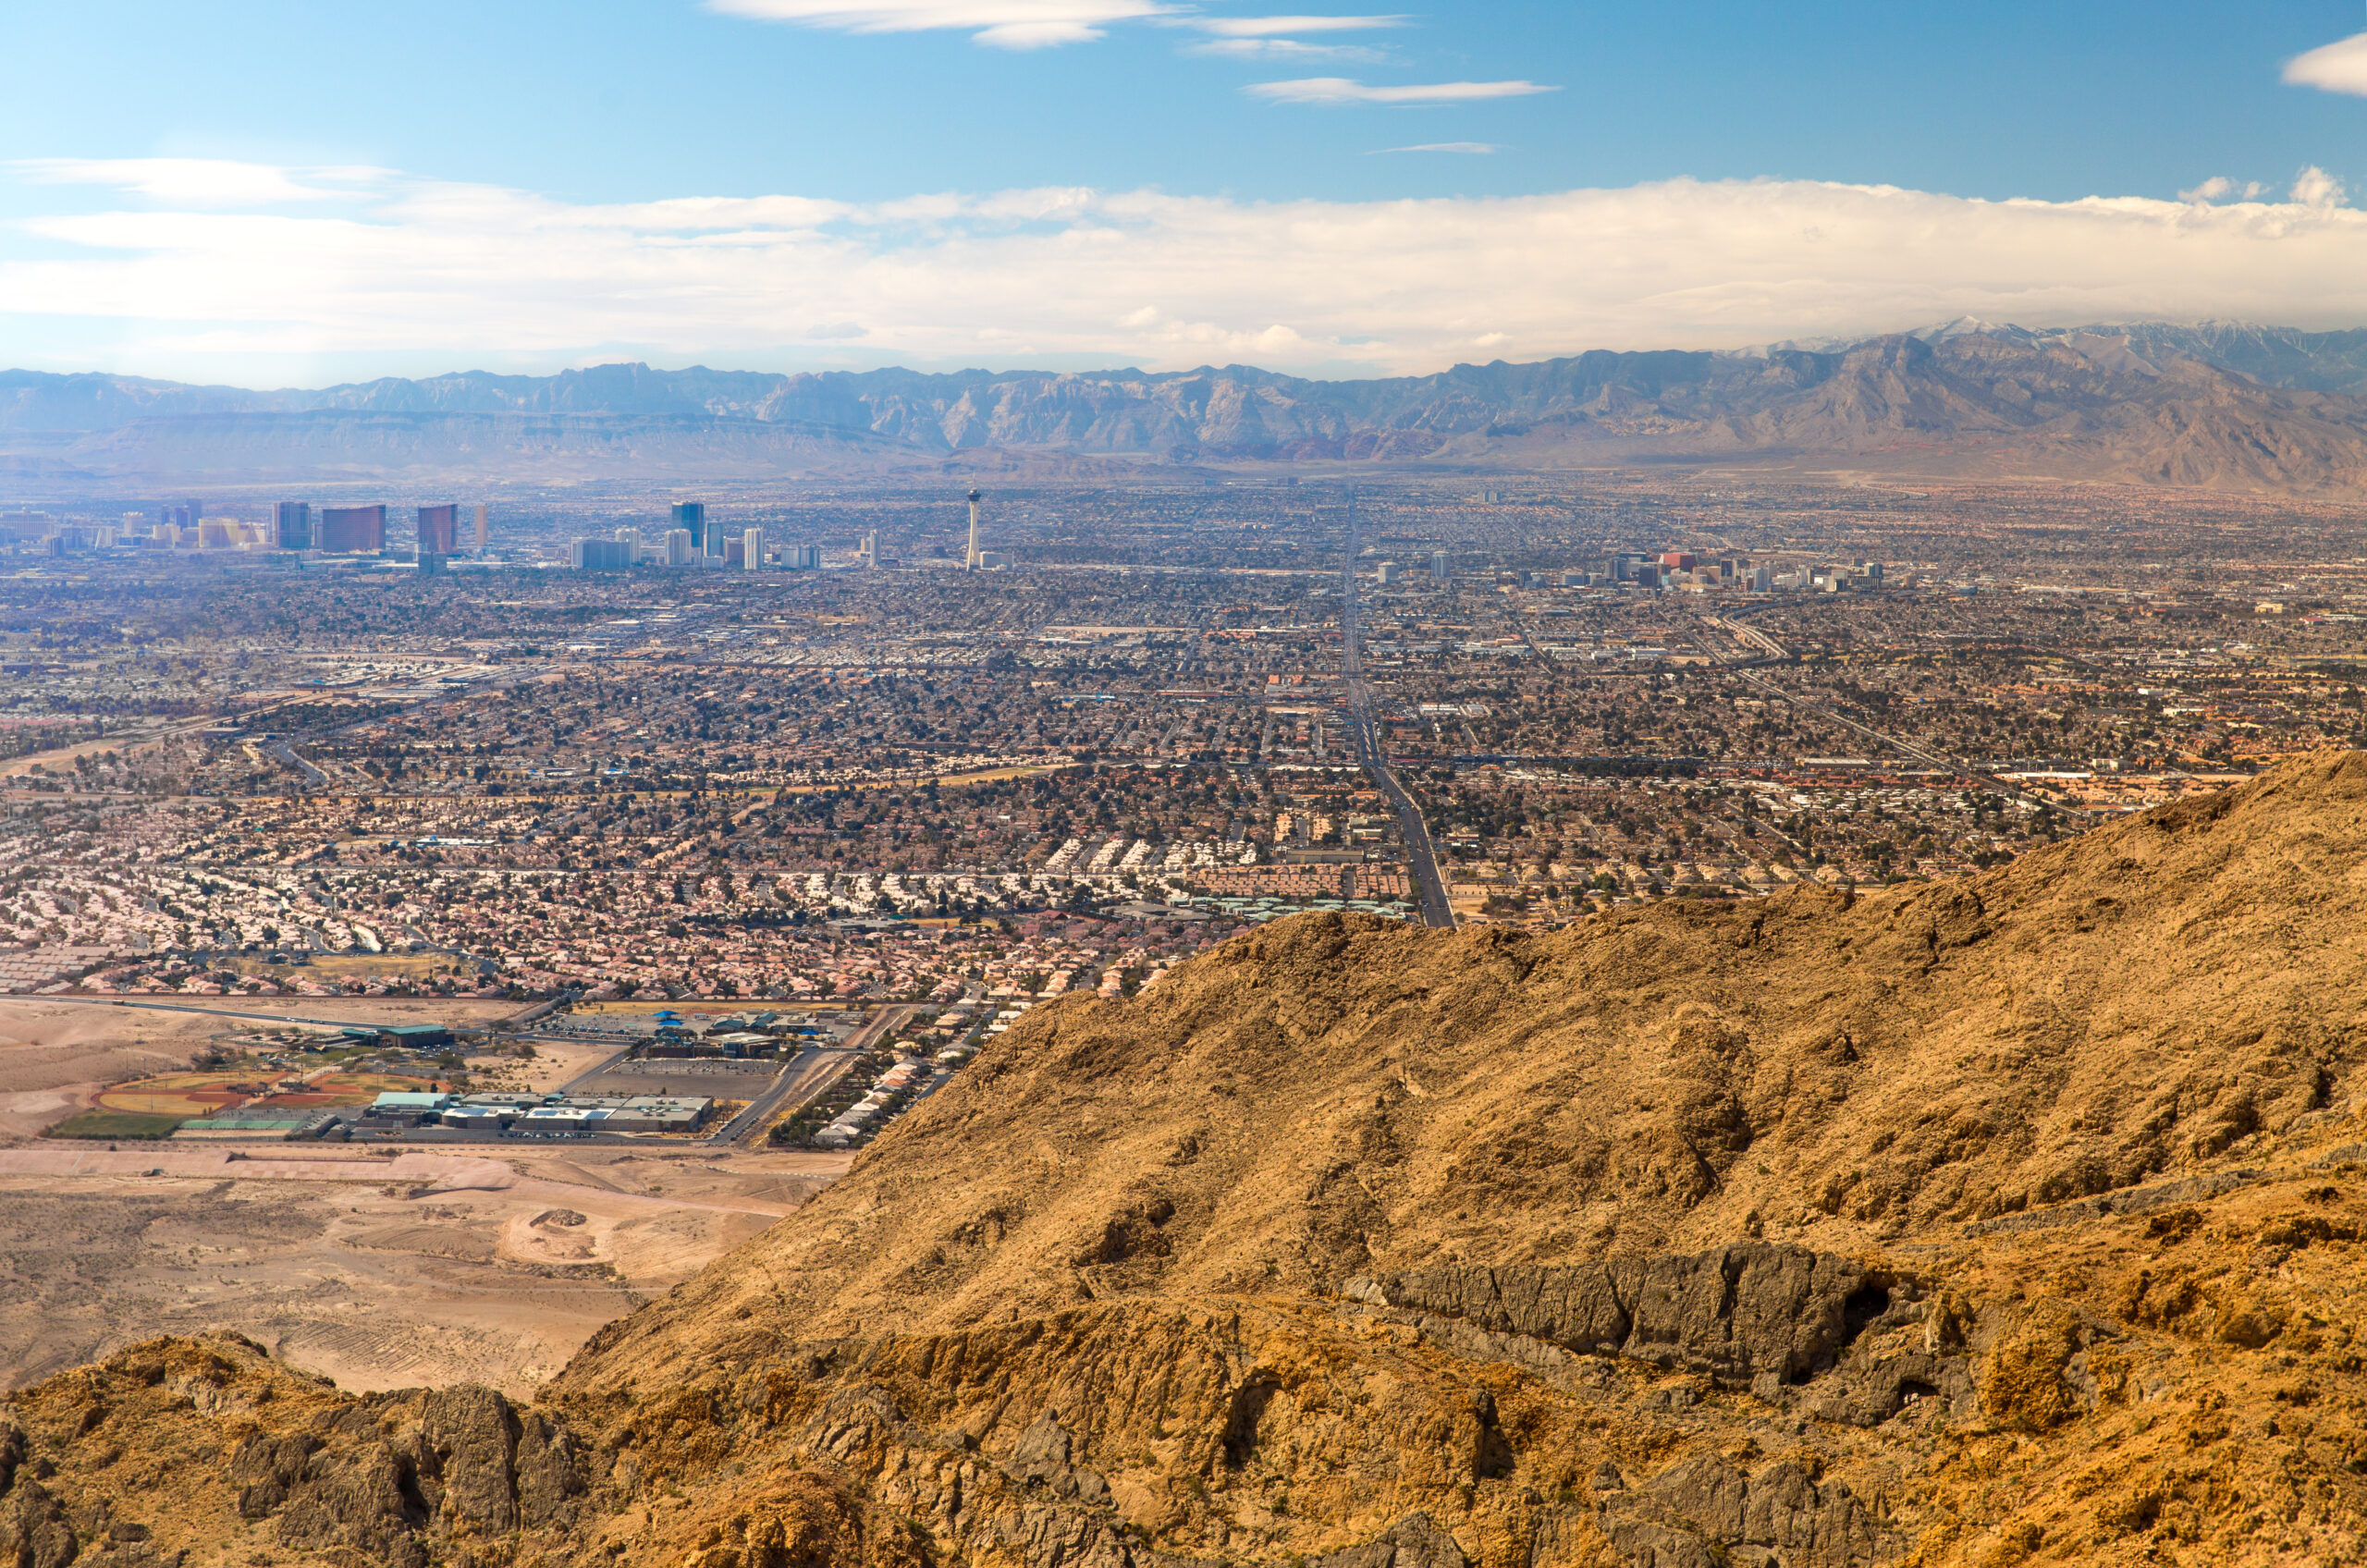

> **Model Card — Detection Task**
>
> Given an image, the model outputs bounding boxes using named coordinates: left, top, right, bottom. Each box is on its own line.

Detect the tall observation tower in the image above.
left=964, top=488, right=983, bottom=570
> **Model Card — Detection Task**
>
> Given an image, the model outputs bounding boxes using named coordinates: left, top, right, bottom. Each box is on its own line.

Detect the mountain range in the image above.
left=18, top=322, right=2367, bottom=493
left=12, top=751, right=2367, bottom=1566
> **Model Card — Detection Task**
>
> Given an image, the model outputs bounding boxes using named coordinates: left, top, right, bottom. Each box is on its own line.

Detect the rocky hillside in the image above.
left=20, top=326, right=2367, bottom=492
left=16, top=753, right=2367, bottom=1566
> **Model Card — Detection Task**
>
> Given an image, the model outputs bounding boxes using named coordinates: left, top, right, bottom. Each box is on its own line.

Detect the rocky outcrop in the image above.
left=1346, top=1245, right=1981, bottom=1436
left=1602, top=1453, right=1897, bottom=1568
left=1004, top=1411, right=1112, bottom=1506
left=1348, top=1245, right=1897, bottom=1386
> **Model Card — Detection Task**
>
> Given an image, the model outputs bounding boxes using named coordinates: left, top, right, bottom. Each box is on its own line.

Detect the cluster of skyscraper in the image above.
left=91, top=500, right=490, bottom=561
left=264, top=501, right=489, bottom=564
left=570, top=494, right=994, bottom=574
left=569, top=502, right=827, bottom=573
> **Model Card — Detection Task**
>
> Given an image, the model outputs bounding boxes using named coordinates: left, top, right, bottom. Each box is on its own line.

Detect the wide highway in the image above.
left=1340, top=497, right=1453, bottom=927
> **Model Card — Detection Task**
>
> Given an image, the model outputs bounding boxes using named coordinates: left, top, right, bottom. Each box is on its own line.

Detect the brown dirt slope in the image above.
left=16, top=753, right=2367, bottom=1567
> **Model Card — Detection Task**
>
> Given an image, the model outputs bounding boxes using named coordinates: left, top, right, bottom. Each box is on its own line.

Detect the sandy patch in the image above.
left=0, top=1144, right=847, bottom=1397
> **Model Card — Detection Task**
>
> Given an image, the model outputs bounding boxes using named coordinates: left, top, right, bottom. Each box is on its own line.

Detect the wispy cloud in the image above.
left=705, top=4, right=1413, bottom=51
left=13, top=159, right=2367, bottom=381
left=1370, top=141, right=1499, bottom=154
left=2178, top=176, right=2267, bottom=203
left=704, top=0, right=1171, bottom=48
left=1188, top=13, right=1407, bottom=36
left=1245, top=76, right=1558, bottom=104
left=10, top=158, right=385, bottom=205
left=2285, top=31, right=2367, bottom=95
left=1186, top=37, right=1387, bottom=61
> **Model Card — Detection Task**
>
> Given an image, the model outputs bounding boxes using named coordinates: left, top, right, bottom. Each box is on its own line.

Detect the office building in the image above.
left=857, top=531, right=877, bottom=568
left=788, top=544, right=821, bottom=570
left=1749, top=565, right=1774, bottom=593
left=663, top=528, right=694, bottom=567
left=1376, top=560, right=1400, bottom=584
left=416, top=504, right=459, bottom=558
left=318, top=505, right=386, bottom=555
left=672, top=502, right=709, bottom=553
left=569, top=537, right=633, bottom=570
left=474, top=503, right=489, bottom=551
left=1430, top=551, right=1451, bottom=581
left=742, top=527, right=765, bottom=570
left=272, top=501, right=313, bottom=550
left=965, top=488, right=983, bottom=570
left=614, top=526, right=641, bottom=561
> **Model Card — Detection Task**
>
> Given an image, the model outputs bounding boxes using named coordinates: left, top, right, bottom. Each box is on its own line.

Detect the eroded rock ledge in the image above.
left=1344, top=1242, right=1975, bottom=1426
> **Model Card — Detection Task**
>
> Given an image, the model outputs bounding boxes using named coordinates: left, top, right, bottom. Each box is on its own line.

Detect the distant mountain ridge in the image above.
left=16, top=321, right=2367, bottom=492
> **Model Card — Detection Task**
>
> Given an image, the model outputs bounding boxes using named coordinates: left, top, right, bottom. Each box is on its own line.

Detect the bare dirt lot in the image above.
left=0, top=1000, right=851, bottom=1395
left=0, top=1144, right=849, bottom=1396
left=0, top=996, right=532, bottom=1135
left=0, top=998, right=245, bottom=1138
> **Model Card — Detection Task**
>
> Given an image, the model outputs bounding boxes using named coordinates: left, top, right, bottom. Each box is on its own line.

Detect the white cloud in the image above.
left=1245, top=76, right=1559, bottom=104
left=9, top=158, right=382, bottom=206
left=1373, top=141, right=1499, bottom=154
left=1187, top=37, right=1387, bottom=61
left=2293, top=165, right=2347, bottom=208
left=2178, top=177, right=2232, bottom=203
left=13, top=159, right=2367, bottom=380
left=2286, top=31, right=2367, bottom=95
left=705, top=0, right=1170, bottom=47
left=1188, top=14, right=1407, bottom=36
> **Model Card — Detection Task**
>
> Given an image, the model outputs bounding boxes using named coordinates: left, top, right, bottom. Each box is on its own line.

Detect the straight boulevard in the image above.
left=1341, top=499, right=1453, bottom=927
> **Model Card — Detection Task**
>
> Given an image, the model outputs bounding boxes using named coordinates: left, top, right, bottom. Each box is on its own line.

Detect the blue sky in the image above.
left=8, top=1, right=2363, bottom=205
left=8, top=1, right=2367, bottom=382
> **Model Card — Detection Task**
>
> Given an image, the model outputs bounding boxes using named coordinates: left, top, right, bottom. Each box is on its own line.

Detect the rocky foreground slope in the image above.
left=17, top=753, right=2367, bottom=1566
